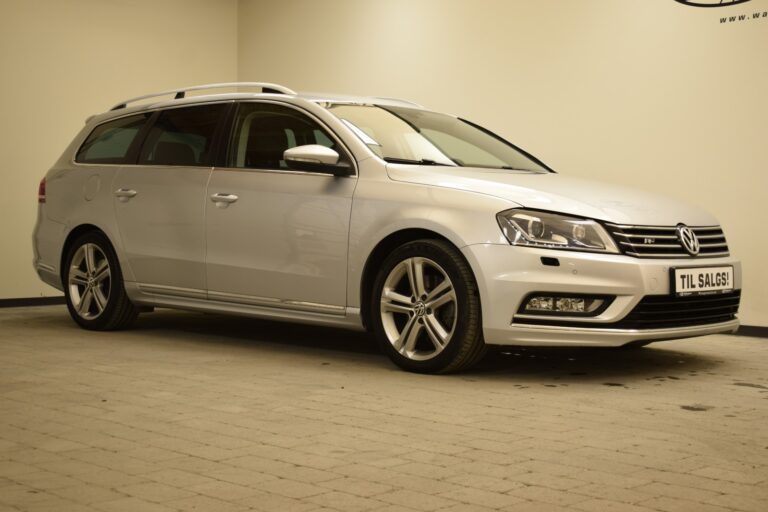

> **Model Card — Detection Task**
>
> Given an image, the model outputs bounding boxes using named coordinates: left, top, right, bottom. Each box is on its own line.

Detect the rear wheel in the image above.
left=371, top=239, right=485, bottom=373
left=63, top=232, right=138, bottom=330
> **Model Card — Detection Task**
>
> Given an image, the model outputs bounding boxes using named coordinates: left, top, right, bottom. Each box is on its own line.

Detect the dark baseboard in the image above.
left=734, top=325, right=768, bottom=339
left=0, top=296, right=66, bottom=308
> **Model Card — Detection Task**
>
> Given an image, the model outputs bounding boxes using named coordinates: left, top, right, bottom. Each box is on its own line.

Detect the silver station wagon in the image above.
left=33, top=82, right=741, bottom=373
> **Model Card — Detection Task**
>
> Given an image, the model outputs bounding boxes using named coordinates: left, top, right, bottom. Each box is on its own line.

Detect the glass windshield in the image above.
left=326, top=104, right=550, bottom=172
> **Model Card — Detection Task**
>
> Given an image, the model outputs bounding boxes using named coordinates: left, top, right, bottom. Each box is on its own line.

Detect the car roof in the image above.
left=87, top=82, right=424, bottom=125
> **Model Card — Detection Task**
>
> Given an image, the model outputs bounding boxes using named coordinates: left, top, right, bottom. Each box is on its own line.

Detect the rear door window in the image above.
left=76, top=113, right=150, bottom=164
left=139, top=104, right=226, bottom=167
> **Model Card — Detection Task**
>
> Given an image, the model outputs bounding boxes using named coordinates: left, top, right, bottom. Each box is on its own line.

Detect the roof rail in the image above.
left=373, top=97, right=423, bottom=108
left=110, top=82, right=296, bottom=111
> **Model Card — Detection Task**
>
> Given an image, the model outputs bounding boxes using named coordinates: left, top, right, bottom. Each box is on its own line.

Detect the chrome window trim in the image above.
left=119, top=164, right=214, bottom=170
left=208, top=166, right=355, bottom=178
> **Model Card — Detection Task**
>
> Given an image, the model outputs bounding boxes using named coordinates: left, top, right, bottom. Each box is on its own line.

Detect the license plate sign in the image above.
left=673, top=266, right=733, bottom=296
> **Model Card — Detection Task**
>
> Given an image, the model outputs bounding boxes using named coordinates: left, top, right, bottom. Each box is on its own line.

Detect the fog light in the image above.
left=526, top=296, right=554, bottom=311
left=520, top=294, right=611, bottom=317
left=556, top=297, right=585, bottom=313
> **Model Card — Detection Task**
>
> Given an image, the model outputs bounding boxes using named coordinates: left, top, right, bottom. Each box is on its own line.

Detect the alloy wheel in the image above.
left=67, top=243, right=111, bottom=319
left=379, top=257, right=457, bottom=361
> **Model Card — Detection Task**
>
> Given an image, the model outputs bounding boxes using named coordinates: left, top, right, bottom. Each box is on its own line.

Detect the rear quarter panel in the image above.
left=37, top=122, right=131, bottom=283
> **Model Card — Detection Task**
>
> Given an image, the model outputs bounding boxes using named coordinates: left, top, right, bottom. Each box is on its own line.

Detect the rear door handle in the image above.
left=114, top=188, right=137, bottom=202
left=210, top=193, right=239, bottom=204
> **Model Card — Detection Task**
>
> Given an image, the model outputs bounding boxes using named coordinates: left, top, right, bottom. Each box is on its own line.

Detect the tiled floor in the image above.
left=1, top=306, right=766, bottom=511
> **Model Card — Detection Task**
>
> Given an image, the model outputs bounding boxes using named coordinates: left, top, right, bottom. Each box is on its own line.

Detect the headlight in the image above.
left=496, top=209, right=619, bottom=253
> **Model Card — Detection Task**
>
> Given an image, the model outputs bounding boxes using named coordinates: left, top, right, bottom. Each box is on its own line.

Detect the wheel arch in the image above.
left=359, top=228, right=471, bottom=331
left=59, top=224, right=116, bottom=285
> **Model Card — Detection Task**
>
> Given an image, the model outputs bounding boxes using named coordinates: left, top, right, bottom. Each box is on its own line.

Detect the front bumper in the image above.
left=461, top=244, right=741, bottom=347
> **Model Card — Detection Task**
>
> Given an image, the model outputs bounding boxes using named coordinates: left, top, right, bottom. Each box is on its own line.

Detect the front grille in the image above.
left=613, top=291, right=740, bottom=329
left=514, top=290, right=740, bottom=330
left=605, top=223, right=729, bottom=258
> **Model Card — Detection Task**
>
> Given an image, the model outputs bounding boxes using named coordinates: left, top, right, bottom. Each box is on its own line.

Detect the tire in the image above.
left=63, top=231, right=138, bottom=331
left=371, top=239, right=486, bottom=373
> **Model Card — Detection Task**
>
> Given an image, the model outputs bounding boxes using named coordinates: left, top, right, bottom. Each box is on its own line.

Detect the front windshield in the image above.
left=326, top=104, right=550, bottom=172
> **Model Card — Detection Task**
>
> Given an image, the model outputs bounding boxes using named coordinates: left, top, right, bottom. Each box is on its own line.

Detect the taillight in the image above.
left=38, top=177, right=46, bottom=203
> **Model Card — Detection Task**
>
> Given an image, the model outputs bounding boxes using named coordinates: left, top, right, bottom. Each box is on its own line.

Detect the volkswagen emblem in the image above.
left=676, top=224, right=700, bottom=256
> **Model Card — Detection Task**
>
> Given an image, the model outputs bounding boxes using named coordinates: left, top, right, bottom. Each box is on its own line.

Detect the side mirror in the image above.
left=283, top=145, right=353, bottom=176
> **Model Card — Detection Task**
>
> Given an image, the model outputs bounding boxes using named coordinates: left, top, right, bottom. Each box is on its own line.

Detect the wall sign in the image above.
left=675, top=0, right=767, bottom=24
left=674, top=0, right=752, bottom=6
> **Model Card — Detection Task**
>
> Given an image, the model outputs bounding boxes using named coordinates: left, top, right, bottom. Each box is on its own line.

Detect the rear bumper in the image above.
left=461, top=243, right=742, bottom=347
left=34, top=263, right=63, bottom=292
left=32, top=205, right=66, bottom=292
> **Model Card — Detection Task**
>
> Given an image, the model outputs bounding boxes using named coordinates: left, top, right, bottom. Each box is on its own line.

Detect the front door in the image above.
left=113, top=103, right=227, bottom=297
left=205, top=101, right=356, bottom=313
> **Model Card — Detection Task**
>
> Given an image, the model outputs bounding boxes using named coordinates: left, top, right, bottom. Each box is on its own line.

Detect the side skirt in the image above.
left=124, top=282, right=365, bottom=331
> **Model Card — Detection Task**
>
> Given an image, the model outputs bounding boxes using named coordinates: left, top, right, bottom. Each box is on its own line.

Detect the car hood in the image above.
left=386, top=166, right=718, bottom=226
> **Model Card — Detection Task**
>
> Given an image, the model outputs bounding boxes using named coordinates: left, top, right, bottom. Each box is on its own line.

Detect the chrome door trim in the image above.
left=137, top=283, right=206, bottom=300
left=208, top=290, right=345, bottom=315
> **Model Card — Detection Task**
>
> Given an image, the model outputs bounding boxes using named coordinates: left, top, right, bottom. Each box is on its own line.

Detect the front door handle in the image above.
left=210, top=193, right=239, bottom=207
left=114, top=188, right=137, bottom=202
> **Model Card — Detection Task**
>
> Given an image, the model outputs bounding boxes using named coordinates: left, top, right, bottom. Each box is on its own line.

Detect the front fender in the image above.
left=347, top=174, right=514, bottom=308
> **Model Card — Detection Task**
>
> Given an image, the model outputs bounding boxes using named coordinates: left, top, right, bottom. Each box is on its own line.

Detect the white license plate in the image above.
left=673, top=266, right=734, bottom=296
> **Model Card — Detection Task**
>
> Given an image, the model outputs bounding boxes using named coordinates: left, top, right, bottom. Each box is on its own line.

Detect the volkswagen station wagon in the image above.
left=33, top=82, right=741, bottom=373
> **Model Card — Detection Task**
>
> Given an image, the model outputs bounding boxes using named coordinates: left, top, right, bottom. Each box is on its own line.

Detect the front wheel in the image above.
left=63, top=231, right=138, bottom=330
left=371, top=239, right=486, bottom=373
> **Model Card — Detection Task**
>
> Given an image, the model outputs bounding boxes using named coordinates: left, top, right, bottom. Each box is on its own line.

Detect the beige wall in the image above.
left=2, top=0, right=765, bottom=326
left=238, top=0, right=768, bottom=326
left=0, top=0, right=238, bottom=298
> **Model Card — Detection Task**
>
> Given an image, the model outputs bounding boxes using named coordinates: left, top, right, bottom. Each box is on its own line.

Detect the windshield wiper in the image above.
left=468, top=164, right=539, bottom=172
left=383, top=157, right=455, bottom=166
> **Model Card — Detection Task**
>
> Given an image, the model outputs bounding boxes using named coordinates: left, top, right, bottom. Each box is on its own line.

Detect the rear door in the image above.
left=205, top=101, right=356, bottom=313
left=112, top=102, right=228, bottom=298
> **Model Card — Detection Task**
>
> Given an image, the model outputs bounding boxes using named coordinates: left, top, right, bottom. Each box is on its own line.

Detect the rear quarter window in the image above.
left=75, top=113, right=150, bottom=164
